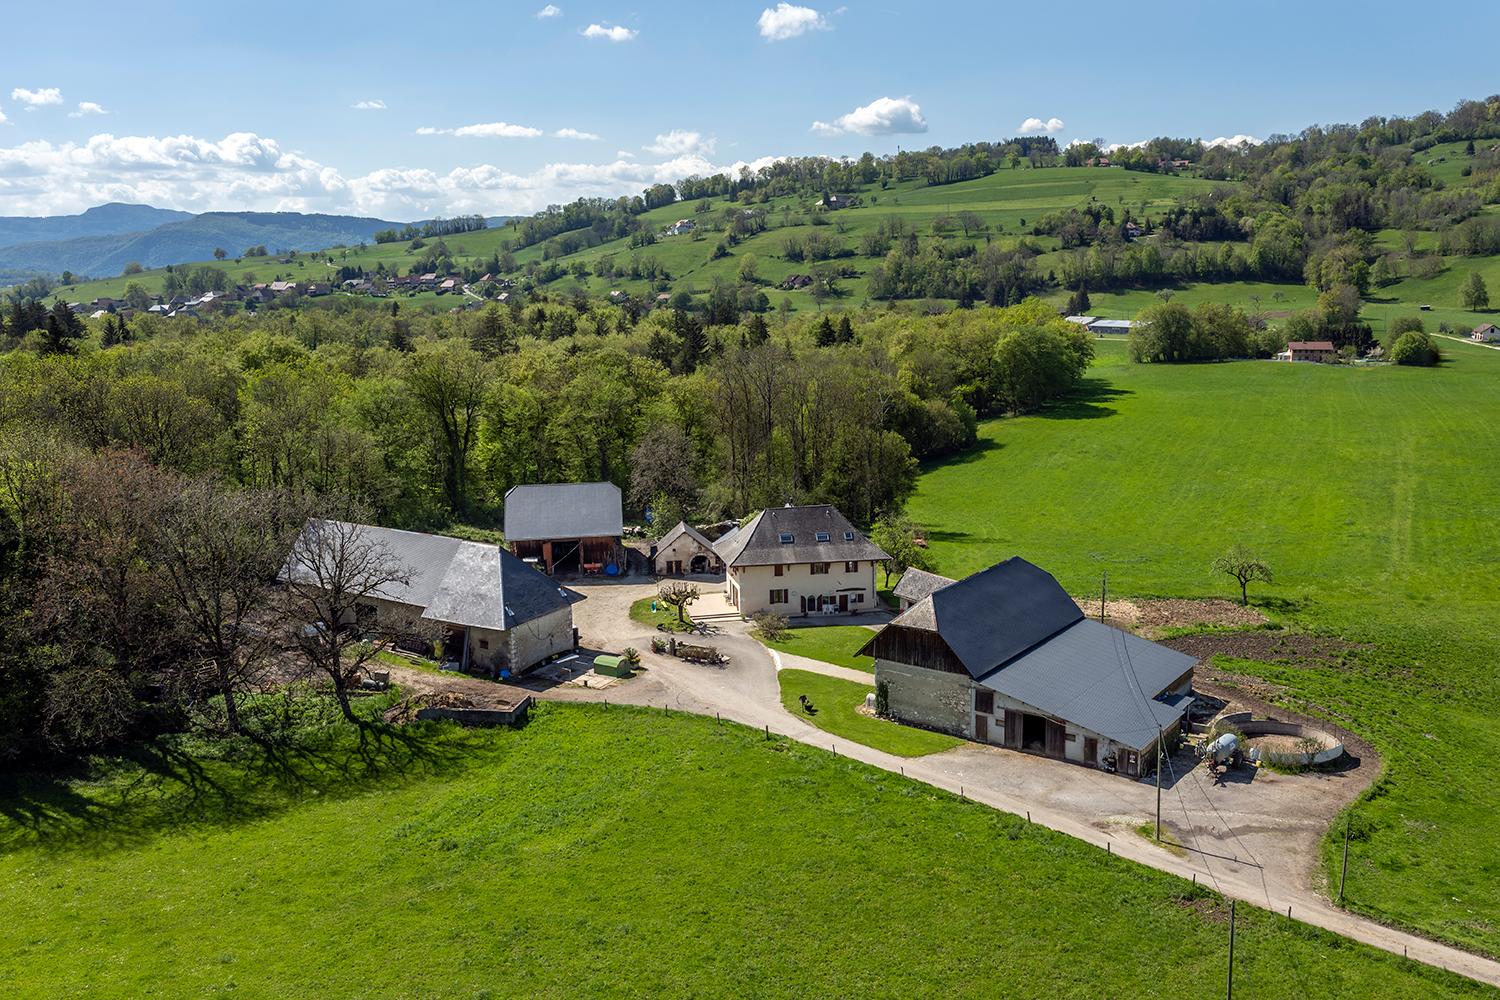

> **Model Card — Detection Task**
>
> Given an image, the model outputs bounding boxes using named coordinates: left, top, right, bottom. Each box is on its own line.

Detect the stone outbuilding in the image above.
left=860, top=557, right=1195, bottom=777
left=286, top=520, right=581, bottom=678
left=652, top=521, right=723, bottom=576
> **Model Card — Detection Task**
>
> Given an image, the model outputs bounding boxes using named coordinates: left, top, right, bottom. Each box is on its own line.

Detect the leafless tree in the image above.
left=155, top=479, right=310, bottom=735
left=1211, top=546, right=1273, bottom=606
left=280, top=518, right=419, bottom=722
left=658, top=581, right=701, bottom=624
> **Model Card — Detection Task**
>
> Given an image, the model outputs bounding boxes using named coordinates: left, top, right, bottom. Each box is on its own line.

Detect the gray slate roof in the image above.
left=656, top=520, right=715, bottom=553
left=713, top=505, right=888, bottom=567
left=503, top=482, right=623, bottom=542
left=895, top=557, right=1083, bottom=678
left=892, top=568, right=954, bottom=604
left=290, top=520, right=577, bottom=631
left=976, top=618, right=1195, bottom=750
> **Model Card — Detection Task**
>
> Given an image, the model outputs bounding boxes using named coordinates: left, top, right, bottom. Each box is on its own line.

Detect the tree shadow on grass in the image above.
left=918, top=436, right=1002, bottom=472
left=0, top=720, right=478, bottom=857
left=1035, top=377, right=1132, bottom=420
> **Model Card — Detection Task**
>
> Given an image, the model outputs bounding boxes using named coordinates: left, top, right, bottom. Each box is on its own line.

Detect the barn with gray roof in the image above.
left=288, top=520, right=581, bottom=678
left=504, top=482, right=625, bottom=576
left=858, top=557, right=1195, bottom=776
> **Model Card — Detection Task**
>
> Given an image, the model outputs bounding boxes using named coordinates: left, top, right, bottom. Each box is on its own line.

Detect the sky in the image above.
left=1, top=0, right=1497, bottom=221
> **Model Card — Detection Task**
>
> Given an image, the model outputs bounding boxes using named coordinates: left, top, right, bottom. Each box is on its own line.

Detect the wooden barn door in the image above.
left=974, top=715, right=989, bottom=742
left=1045, top=720, right=1066, bottom=758
left=1003, top=710, right=1021, bottom=749
left=1083, top=736, right=1098, bottom=767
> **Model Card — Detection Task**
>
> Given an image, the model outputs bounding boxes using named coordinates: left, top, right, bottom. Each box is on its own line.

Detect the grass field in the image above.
left=907, top=337, right=1500, bottom=956
left=775, top=668, right=962, bottom=758
left=0, top=702, right=1481, bottom=998
left=758, top=624, right=876, bottom=672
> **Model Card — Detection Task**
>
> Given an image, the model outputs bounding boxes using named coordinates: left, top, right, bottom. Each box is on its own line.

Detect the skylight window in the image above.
left=843, top=531, right=855, bottom=541
left=779, top=532, right=795, bottom=544
left=815, top=531, right=830, bottom=542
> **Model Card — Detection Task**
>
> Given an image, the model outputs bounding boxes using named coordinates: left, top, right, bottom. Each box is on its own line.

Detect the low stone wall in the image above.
left=1216, top=711, right=1343, bottom=766
left=415, top=697, right=532, bottom=728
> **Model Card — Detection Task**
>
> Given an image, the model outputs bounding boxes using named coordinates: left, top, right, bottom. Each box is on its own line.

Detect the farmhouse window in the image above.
left=779, top=532, right=794, bottom=544
left=769, top=589, right=788, bottom=605
left=974, top=690, right=995, bottom=715
left=815, top=531, right=831, bottom=542
left=774, top=565, right=784, bottom=577
left=478, top=638, right=490, bottom=650
left=844, top=561, right=858, bottom=573
left=810, top=562, right=830, bottom=575
left=843, top=530, right=855, bottom=541
left=852, top=593, right=863, bottom=604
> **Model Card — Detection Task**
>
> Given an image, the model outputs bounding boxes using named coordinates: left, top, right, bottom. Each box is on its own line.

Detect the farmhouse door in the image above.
left=974, top=715, right=989, bottom=742
left=1083, top=736, right=1098, bottom=767
left=1045, top=720, right=1066, bottom=758
left=838, top=594, right=848, bottom=613
left=1003, top=710, right=1021, bottom=749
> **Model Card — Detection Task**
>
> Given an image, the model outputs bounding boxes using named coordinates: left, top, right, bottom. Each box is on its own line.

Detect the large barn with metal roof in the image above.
left=859, top=557, right=1196, bottom=777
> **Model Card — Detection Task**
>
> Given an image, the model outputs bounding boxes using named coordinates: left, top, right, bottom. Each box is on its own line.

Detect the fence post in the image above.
left=1339, top=817, right=1352, bottom=906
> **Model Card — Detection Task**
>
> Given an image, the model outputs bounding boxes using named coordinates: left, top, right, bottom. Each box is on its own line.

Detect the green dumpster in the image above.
left=592, top=654, right=631, bottom=678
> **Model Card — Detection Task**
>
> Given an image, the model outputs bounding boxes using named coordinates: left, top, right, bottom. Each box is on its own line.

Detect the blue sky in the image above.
left=1, top=0, right=1496, bottom=219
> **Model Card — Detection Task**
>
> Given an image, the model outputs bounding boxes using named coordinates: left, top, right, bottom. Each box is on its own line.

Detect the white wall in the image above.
left=653, top=534, right=719, bottom=575
left=730, top=560, right=878, bottom=617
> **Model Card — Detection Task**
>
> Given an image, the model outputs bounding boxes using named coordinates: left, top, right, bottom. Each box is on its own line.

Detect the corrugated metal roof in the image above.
left=503, top=482, right=623, bottom=542
left=891, top=568, right=954, bottom=603
left=715, top=505, right=889, bottom=567
left=976, top=618, right=1195, bottom=750
left=289, top=520, right=575, bottom=631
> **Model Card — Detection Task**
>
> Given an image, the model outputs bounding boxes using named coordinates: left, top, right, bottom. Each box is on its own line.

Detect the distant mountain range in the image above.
left=0, top=204, right=415, bottom=284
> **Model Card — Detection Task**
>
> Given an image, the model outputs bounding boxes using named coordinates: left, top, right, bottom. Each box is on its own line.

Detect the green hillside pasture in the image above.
left=51, top=167, right=1230, bottom=314
left=0, top=703, right=1480, bottom=997
left=908, top=338, right=1500, bottom=955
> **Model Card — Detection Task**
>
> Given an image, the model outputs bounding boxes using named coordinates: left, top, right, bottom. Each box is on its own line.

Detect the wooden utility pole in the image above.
left=1226, top=899, right=1236, bottom=1000
left=1339, top=817, right=1352, bottom=905
left=1099, top=571, right=1107, bottom=622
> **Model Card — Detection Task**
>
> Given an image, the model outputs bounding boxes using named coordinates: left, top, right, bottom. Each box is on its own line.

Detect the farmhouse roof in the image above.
left=287, top=520, right=576, bottom=631
left=714, top=504, right=888, bottom=567
left=1064, top=315, right=1098, bottom=326
left=1287, top=340, right=1335, bottom=351
left=656, top=520, right=715, bottom=553
left=1089, top=319, right=1134, bottom=331
left=865, top=557, right=1083, bottom=678
left=503, top=482, right=623, bottom=542
left=975, top=618, right=1195, bottom=750
left=891, top=567, right=955, bottom=604
left=1474, top=323, right=1498, bottom=335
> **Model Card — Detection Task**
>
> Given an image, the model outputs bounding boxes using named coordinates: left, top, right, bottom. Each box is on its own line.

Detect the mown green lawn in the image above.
left=908, top=337, right=1500, bottom=956
left=776, top=668, right=962, bottom=757
left=630, top=593, right=694, bottom=632
left=758, top=624, right=876, bottom=672
left=0, top=703, right=1480, bottom=998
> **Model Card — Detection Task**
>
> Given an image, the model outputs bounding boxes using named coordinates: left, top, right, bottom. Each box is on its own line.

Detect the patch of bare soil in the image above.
left=1192, top=674, right=1380, bottom=770
left=1070, top=596, right=1268, bottom=636
left=1162, top=631, right=1364, bottom=668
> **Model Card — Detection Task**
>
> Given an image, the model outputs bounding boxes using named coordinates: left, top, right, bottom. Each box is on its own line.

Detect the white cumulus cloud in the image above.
left=1205, top=134, right=1263, bottom=148
left=536, top=3, right=562, bottom=16
left=352, top=99, right=386, bottom=111
left=1017, top=116, right=1064, bottom=135
left=758, top=3, right=829, bottom=41
left=0, top=128, right=788, bottom=222
left=644, top=129, right=715, bottom=156
left=11, top=87, right=63, bottom=109
left=811, top=96, right=927, bottom=137
left=0, top=106, right=7, bottom=125
left=417, top=121, right=544, bottom=138
left=554, top=127, right=601, bottom=141
left=582, top=22, right=637, bottom=42
left=69, top=102, right=108, bottom=118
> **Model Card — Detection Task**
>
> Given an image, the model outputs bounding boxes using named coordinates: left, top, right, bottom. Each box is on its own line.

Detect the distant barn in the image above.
left=504, top=482, right=625, bottom=576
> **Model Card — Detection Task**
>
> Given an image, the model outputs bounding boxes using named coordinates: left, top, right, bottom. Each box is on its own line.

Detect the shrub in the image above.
left=751, top=611, right=789, bottom=641
left=1388, top=315, right=1425, bottom=337
left=1390, top=330, right=1439, bottom=366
